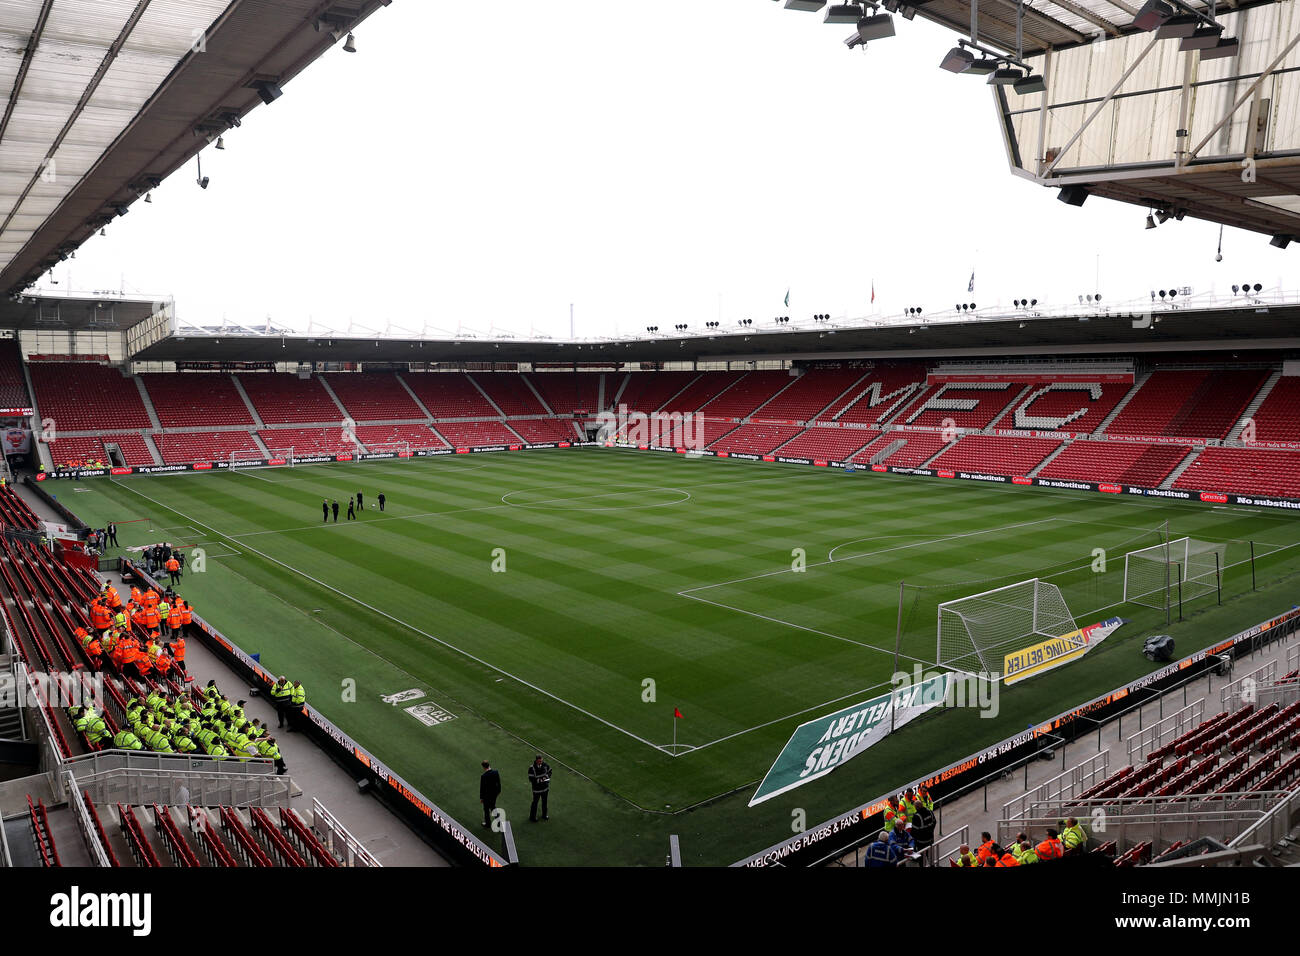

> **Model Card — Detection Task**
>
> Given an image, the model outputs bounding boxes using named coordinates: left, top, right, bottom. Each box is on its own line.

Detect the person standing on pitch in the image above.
left=377, top=492, right=386, bottom=512
left=346, top=498, right=356, bottom=521
left=480, top=760, right=502, bottom=828
left=331, top=500, right=339, bottom=522
left=528, top=754, right=551, bottom=822
left=357, top=490, right=364, bottom=511
left=322, top=500, right=329, bottom=522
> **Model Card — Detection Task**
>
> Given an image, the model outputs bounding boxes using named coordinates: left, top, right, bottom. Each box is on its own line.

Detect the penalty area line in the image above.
left=106, top=477, right=674, bottom=756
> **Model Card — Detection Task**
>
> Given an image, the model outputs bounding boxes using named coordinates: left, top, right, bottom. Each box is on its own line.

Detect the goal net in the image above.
left=228, top=447, right=293, bottom=468
left=937, top=578, right=1079, bottom=675
left=366, top=442, right=412, bottom=458
left=1124, top=537, right=1225, bottom=609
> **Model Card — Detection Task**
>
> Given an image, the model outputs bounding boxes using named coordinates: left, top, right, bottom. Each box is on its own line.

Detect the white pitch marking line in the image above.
left=682, top=516, right=1063, bottom=596
left=500, top=486, right=693, bottom=511
left=826, top=516, right=1062, bottom=564
left=107, top=478, right=675, bottom=756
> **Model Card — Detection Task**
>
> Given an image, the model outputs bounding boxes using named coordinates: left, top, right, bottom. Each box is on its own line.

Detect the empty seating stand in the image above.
left=402, top=373, right=498, bottom=418
left=930, top=435, right=1060, bottom=476
left=772, top=427, right=878, bottom=462
left=258, top=427, right=357, bottom=456
left=697, top=371, right=792, bottom=419
left=614, top=371, right=699, bottom=414
left=708, top=422, right=803, bottom=456
left=238, top=374, right=341, bottom=424
left=434, top=420, right=521, bottom=448
left=471, top=374, right=547, bottom=415
left=1107, top=369, right=1269, bottom=440
left=0, top=336, right=31, bottom=411
left=354, top=423, right=448, bottom=451
left=1038, top=441, right=1191, bottom=487
left=1174, top=447, right=1300, bottom=498
left=756, top=368, right=867, bottom=422
left=1251, top=376, right=1300, bottom=442
left=525, top=372, right=602, bottom=415
left=323, top=373, right=424, bottom=421
left=506, top=419, right=578, bottom=444
left=29, top=362, right=152, bottom=431
left=153, top=431, right=259, bottom=464
left=825, top=365, right=928, bottom=425
left=48, top=433, right=154, bottom=468
left=140, top=373, right=254, bottom=427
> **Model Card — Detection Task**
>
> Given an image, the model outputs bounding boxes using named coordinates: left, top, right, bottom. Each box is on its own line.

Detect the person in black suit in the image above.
left=377, top=493, right=386, bottom=512
left=331, top=500, right=339, bottom=522
left=357, top=490, right=364, bottom=511
left=480, top=760, right=502, bottom=827
left=322, top=500, right=329, bottom=522
left=528, top=755, right=552, bottom=822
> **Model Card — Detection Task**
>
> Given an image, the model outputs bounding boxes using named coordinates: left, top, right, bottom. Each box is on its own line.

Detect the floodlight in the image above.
left=940, top=46, right=975, bottom=72
left=824, top=3, right=864, bottom=23
left=965, top=59, right=999, bottom=75
left=343, top=33, right=357, bottom=53
left=1013, top=74, right=1046, bottom=94
left=1155, top=14, right=1199, bottom=38
left=784, top=0, right=827, bottom=10
left=1132, top=0, right=1176, bottom=32
left=988, top=67, right=1023, bottom=85
left=856, top=13, right=895, bottom=40
left=1145, top=213, right=1157, bottom=229
left=1199, top=37, right=1239, bottom=60
left=1269, top=235, right=1291, bottom=249
left=1179, top=26, right=1223, bottom=50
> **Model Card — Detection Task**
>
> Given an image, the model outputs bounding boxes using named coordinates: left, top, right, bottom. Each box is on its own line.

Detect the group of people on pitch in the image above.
left=323, top=490, right=386, bottom=522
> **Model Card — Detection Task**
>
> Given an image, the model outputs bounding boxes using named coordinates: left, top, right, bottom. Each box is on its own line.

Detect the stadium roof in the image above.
left=128, top=299, right=1300, bottom=363
left=0, top=0, right=390, bottom=297
left=896, top=0, right=1272, bottom=57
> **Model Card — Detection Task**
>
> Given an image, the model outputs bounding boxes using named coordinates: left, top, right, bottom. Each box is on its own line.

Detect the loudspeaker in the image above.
left=1142, top=634, right=1175, bottom=662
left=1058, top=185, right=1089, bottom=207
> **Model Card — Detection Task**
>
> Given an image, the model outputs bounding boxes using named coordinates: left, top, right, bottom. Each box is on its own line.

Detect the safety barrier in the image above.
left=1125, top=700, right=1205, bottom=764
left=1001, top=751, right=1111, bottom=823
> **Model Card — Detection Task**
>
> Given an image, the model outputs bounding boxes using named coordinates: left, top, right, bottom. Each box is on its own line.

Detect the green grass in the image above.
left=55, top=447, right=1300, bottom=865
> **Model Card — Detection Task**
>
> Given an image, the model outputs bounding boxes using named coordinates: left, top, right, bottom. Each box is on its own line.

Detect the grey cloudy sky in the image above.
left=40, top=1, right=1286, bottom=339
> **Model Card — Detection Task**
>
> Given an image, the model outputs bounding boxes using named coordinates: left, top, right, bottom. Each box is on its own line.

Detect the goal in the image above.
left=937, top=578, right=1079, bottom=674
left=1124, top=537, right=1225, bottom=609
left=365, top=441, right=412, bottom=458
left=228, top=447, right=293, bottom=468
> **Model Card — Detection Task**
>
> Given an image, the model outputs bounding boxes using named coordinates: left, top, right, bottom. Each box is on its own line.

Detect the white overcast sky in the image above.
left=39, top=1, right=1291, bottom=339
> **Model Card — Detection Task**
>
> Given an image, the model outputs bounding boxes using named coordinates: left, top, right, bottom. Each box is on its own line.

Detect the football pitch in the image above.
left=58, top=447, right=1300, bottom=865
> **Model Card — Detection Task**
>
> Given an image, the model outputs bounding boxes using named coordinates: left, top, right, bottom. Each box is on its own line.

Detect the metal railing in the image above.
left=1220, top=661, right=1277, bottom=710
left=1002, top=751, right=1111, bottom=823
left=1229, top=786, right=1300, bottom=851
left=65, top=772, right=110, bottom=867
left=73, top=766, right=290, bottom=810
left=999, top=807, right=1274, bottom=859
left=311, top=797, right=381, bottom=868
left=1125, top=700, right=1205, bottom=764
left=923, top=825, right=970, bottom=867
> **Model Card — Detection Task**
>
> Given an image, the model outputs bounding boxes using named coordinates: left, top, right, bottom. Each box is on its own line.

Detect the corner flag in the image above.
left=674, top=707, right=684, bottom=719
left=968, top=272, right=975, bottom=293
left=783, top=289, right=790, bottom=308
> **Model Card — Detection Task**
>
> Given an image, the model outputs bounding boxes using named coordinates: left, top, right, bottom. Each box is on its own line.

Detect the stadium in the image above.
left=0, top=0, right=1298, bottom=905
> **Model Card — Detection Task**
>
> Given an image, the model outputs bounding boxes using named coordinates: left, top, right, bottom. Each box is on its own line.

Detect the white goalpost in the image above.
left=1124, top=537, right=1226, bottom=609
left=365, top=441, right=412, bottom=458
left=937, top=578, right=1079, bottom=674
left=229, top=447, right=294, bottom=468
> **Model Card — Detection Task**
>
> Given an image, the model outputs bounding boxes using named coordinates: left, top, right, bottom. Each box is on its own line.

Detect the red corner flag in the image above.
left=674, top=707, right=684, bottom=719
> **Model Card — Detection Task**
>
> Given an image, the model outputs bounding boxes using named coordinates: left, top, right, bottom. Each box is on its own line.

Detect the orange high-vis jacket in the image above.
left=167, top=606, right=183, bottom=628
left=977, top=840, right=996, bottom=860
left=179, top=603, right=192, bottom=626
left=143, top=589, right=159, bottom=609
left=997, top=853, right=1021, bottom=867
left=165, top=558, right=179, bottom=573
left=90, top=604, right=112, bottom=629
left=171, top=638, right=186, bottom=662
left=155, top=654, right=172, bottom=676
left=143, top=607, right=161, bottom=629
left=86, top=639, right=102, bottom=659
left=1036, top=838, right=1064, bottom=861
left=104, top=586, right=122, bottom=609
